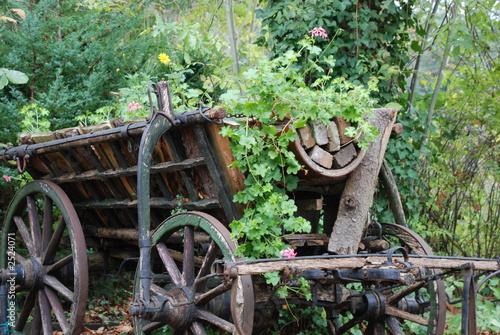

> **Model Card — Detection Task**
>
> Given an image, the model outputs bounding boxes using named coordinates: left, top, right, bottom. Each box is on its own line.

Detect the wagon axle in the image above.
left=0, top=265, right=24, bottom=285
left=129, top=286, right=197, bottom=330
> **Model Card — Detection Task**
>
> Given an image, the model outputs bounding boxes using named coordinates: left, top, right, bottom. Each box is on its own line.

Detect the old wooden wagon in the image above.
left=0, top=82, right=498, bottom=335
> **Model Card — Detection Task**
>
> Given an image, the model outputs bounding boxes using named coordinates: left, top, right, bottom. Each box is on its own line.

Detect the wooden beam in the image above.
left=328, top=108, right=398, bottom=254
left=230, top=255, right=500, bottom=276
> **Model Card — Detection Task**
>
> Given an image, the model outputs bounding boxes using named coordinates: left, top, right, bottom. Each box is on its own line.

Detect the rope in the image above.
left=0, top=322, right=11, bottom=334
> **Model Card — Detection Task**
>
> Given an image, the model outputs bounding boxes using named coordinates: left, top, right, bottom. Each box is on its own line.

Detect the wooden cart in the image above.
left=0, top=82, right=498, bottom=335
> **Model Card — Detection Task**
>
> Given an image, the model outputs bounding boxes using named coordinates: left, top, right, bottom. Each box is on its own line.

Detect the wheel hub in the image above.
left=353, top=292, right=386, bottom=321
left=138, top=286, right=196, bottom=330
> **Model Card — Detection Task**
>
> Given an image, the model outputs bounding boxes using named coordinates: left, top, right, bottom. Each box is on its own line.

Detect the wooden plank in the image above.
left=44, top=157, right=205, bottom=184
left=73, top=197, right=221, bottom=210
left=231, top=255, right=500, bottom=276
left=284, top=234, right=329, bottom=247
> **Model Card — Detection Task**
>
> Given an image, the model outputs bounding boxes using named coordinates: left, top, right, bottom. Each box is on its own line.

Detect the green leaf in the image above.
left=5, top=69, right=28, bottom=84
left=0, top=74, right=8, bottom=90
left=410, top=40, right=422, bottom=52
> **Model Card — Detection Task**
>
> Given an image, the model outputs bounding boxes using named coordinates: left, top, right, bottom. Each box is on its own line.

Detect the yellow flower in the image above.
left=158, top=53, right=171, bottom=64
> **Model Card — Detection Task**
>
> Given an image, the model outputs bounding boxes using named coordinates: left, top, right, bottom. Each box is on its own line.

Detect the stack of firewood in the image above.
left=296, top=117, right=358, bottom=170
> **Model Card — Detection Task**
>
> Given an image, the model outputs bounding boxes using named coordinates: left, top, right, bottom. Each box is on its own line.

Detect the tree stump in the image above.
left=327, top=108, right=398, bottom=255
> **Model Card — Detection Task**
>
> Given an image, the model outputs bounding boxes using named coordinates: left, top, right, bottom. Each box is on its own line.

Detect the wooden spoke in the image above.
left=46, top=253, right=73, bottom=273
left=133, top=212, right=254, bottom=335
left=385, top=315, right=403, bottom=335
left=30, top=303, right=42, bottom=335
left=15, top=252, right=27, bottom=264
left=195, top=240, right=218, bottom=283
left=27, top=195, right=42, bottom=257
left=365, top=321, right=385, bottom=335
left=15, top=289, right=37, bottom=331
left=182, top=225, right=195, bottom=286
left=190, top=321, right=208, bottom=335
left=385, top=305, right=429, bottom=325
left=386, top=280, right=427, bottom=305
left=14, top=216, right=35, bottom=256
left=41, top=195, right=54, bottom=250
left=44, top=286, right=70, bottom=333
left=38, top=290, right=53, bottom=334
left=195, top=309, right=235, bottom=333
left=194, top=282, right=232, bottom=306
left=43, top=275, right=74, bottom=302
left=156, top=242, right=182, bottom=286
left=333, top=223, right=446, bottom=334
left=42, top=217, right=66, bottom=265
left=2, top=181, right=88, bottom=335
left=337, top=316, right=364, bottom=334
left=150, top=283, right=170, bottom=297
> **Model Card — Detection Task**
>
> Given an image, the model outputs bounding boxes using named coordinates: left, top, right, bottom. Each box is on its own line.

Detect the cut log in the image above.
left=333, top=117, right=354, bottom=144
left=328, top=108, right=398, bottom=255
left=297, top=124, right=316, bottom=149
left=310, top=121, right=329, bottom=146
left=325, top=121, right=341, bottom=152
left=309, top=145, right=333, bottom=169
left=332, top=143, right=357, bottom=168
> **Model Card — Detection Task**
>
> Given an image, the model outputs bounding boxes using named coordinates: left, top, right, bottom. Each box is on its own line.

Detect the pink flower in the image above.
left=3, top=175, right=11, bottom=182
left=309, top=27, right=328, bottom=39
left=128, top=101, right=142, bottom=112
left=280, top=248, right=297, bottom=258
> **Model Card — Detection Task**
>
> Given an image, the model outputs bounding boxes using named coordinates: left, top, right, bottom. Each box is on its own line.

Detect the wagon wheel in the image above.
left=331, top=223, right=446, bottom=335
left=133, top=211, right=254, bottom=334
left=0, top=180, right=88, bottom=335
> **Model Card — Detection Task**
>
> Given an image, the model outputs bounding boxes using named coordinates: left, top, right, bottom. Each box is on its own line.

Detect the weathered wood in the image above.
left=325, top=121, right=341, bottom=152
left=73, top=197, right=220, bottom=210
left=379, top=159, right=407, bottom=227
left=333, top=117, right=354, bottom=144
left=284, top=234, right=329, bottom=247
left=332, top=143, right=357, bottom=168
left=295, top=198, right=322, bottom=211
left=297, top=124, right=316, bottom=149
left=309, top=145, right=333, bottom=169
left=392, top=122, right=404, bottom=134
left=206, top=122, right=246, bottom=202
left=45, top=157, right=205, bottom=184
left=231, top=255, right=500, bottom=276
left=310, top=121, right=329, bottom=146
left=328, top=108, right=398, bottom=255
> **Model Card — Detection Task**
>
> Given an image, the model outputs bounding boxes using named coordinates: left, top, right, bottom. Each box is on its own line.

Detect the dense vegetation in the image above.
left=1, top=0, right=499, bottom=333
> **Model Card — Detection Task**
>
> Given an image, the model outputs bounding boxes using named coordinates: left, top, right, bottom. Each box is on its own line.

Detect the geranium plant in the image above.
left=220, top=29, right=379, bottom=285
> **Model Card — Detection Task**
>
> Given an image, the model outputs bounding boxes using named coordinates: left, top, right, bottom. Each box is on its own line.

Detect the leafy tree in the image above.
left=387, top=0, right=499, bottom=258
left=0, top=0, right=152, bottom=142
left=256, top=0, right=415, bottom=104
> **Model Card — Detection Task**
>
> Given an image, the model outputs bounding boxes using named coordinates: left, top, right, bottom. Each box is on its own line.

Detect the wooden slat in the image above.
left=44, top=157, right=205, bottom=184
left=73, top=197, right=221, bottom=210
